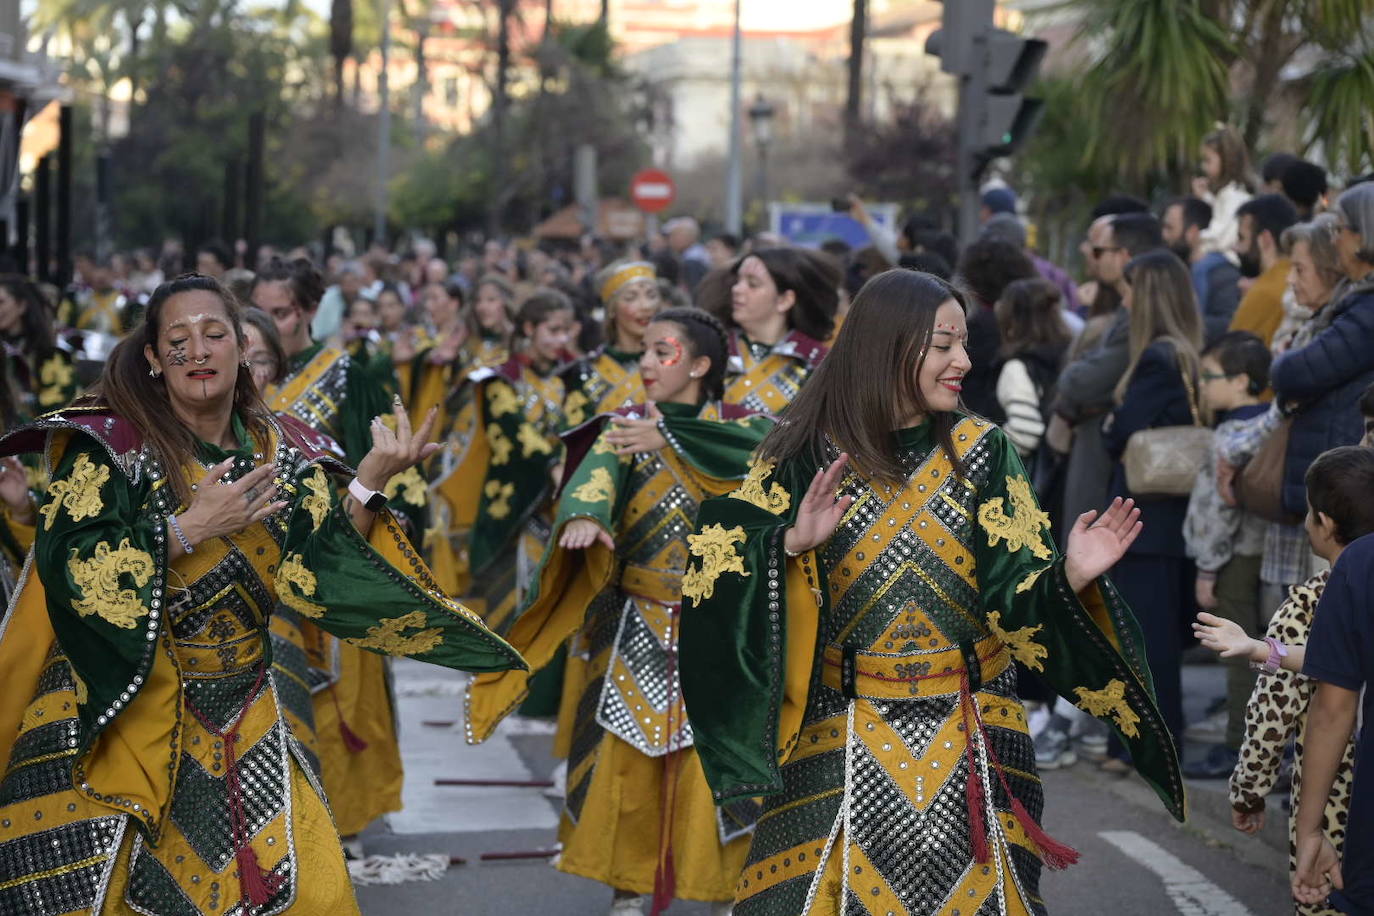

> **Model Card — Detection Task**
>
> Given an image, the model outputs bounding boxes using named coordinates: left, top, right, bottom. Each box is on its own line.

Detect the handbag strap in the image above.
left=1178, top=359, right=1202, bottom=428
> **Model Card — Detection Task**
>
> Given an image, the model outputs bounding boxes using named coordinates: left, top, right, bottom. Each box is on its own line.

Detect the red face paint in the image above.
left=662, top=335, right=685, bottom=367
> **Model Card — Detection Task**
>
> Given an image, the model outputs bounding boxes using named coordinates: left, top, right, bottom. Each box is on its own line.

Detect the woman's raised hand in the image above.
left=783, top=453, right=853, bottom=556
left=356, top=396, right=441, bottom=491
left=605, top=402, right=667, bottom=455
left=1064, top=497, right=1142, bottom=592
left=0, top=457, right=35, bottom=524
left=177, top=459, right=287, bottom=547
left=560, top=518, right=614, bottom=551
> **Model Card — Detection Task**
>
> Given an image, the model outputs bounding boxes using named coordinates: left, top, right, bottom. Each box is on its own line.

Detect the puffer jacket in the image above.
left=1270, top=276, right=1374, bottom=516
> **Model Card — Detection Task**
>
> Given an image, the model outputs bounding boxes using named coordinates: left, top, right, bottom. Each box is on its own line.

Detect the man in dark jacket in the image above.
left=1051, top=212, right=1165, bottom=532
left=1162, top=196, right=1241, bottom=345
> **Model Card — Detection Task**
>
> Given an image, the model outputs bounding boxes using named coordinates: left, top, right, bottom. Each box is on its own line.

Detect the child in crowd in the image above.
left=1195, top=446, right=1372, bottom=914
left=1182, top=331, right=1272, bottom=779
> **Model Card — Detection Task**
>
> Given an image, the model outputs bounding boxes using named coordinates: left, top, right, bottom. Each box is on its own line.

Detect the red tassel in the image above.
left=236, top=844, right=285, bottom=906
left=339, top=718, right=369, bottom=752
left=1011, top=797, right=1079, bottom=870
left=650, top=854, right=676, bottom=916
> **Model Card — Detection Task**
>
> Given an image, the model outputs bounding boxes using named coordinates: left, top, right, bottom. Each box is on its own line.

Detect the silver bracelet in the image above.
left=167, top=514, right=194, bottom=554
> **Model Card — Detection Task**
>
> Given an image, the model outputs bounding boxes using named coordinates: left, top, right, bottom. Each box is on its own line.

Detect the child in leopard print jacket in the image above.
left=1193, top=446, right=1371, bottom=915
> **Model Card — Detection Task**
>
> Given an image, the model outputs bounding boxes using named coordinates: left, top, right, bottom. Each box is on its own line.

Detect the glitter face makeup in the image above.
left=661, top=335, right=685, bottom=367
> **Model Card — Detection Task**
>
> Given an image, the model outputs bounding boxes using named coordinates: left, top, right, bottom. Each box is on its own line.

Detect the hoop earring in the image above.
left=149, top=367, right=162, bottom=378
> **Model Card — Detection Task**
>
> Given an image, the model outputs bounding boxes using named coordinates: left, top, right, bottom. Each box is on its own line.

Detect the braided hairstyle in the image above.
left=652, top=307, right=729, bottom=403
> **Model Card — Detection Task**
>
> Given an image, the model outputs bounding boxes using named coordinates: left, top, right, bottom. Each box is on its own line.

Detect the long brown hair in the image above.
left=1201, top=124, right=1255, bottom=193
left=995, top=277, right=1071, bottom=359
left=95, top=274, right=272, bottom=509
left=732, top=248, right=840, bottom=342
left=759, top=269, right=967, bottom=486
left=1114, top=251, right=1204, bottom=404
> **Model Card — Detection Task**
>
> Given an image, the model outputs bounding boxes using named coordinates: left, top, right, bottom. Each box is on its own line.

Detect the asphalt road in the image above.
left=351, top=659, right=1294, bottom=916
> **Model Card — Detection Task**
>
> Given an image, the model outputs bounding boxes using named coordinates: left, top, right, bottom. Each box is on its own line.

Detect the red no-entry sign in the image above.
left=630, top=168, right=676, bottom=214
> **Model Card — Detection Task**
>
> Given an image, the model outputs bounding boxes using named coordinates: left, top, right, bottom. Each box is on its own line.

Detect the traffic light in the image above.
left=925, top=3, right=1047, bottom=173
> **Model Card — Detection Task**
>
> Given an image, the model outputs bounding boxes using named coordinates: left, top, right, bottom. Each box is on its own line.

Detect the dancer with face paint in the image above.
left=468, top=307, right=773, bottom=916
left=680, top=270, right=1184, bottom=915
left=0, top=274, right=522, bottom=916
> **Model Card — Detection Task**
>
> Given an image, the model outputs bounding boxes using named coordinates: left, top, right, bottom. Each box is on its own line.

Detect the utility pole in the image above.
left=723, top=0, right=743, bottom=235
left=375, top=0, right=393, bottom=246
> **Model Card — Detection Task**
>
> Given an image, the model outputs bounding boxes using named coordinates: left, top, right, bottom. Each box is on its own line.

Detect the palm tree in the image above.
left=1047, top=0, right=1374, bottom=181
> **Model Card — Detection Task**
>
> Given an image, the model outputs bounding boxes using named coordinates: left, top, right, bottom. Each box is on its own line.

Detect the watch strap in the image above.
left=348, top=477, right=389, bottom=512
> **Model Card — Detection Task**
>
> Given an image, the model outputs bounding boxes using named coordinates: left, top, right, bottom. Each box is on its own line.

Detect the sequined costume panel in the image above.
left=723, top=333, right=823, bottom=416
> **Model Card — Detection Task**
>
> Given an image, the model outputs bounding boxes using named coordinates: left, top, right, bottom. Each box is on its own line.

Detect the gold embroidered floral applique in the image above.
left=347, top=610, right=444, bottom=656
left=730, top=457, right=791, bottom=515
left=1073, top=679, right=1140, bottom=738
left=40, top=453, right=111, bottom=530
left=385, top=466, right=428, bottom=506
left=301, top=468, right=332, bottom=530
left=38, top=355, right=75, bottom=407
left=487, top=425, right=513, bottom=465
left=518, top=423, right=554, bottom=458
left=986, top=611, right=1048, bottom=672
left=68, top=538, right=155, bottom=629
left=484, top=480, right=515, bottom=519
left=1015, top=566, right=1050, bottom=595
left=681, top=524, right=750, bottom=604
left=978, top=476, right=1052, bottom=561
left=277, top=552, right=327, bottom=618
left=487, top=383, right=520, bottom=418
left=564, top=390, right=589, bottom=427
left=571, top=467, right=614, bottom=504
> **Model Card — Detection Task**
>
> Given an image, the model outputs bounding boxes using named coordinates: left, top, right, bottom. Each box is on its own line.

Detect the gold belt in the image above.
left=821, top=634, right=1009, bottom=699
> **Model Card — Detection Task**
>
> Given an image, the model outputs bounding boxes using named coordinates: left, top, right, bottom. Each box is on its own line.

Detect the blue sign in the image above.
left=768, top=202, right=899, bottom=249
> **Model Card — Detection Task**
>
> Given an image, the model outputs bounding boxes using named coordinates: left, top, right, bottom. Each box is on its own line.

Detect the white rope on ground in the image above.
left=347, top=853, right=451, bottom=885
left=392, top=678, right=468, bottom=697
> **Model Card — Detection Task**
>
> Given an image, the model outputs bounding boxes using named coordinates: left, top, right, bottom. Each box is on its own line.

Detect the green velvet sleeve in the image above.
left=680, top=457, right=807, bottom=803
left=275, top=460, right=525, bottom=674
left=659, top=411, right=774, bottom=480
left=33, top=439, right=165, bottom=742
left=468, top=377, right=563, bottom=576
left=553, top=426, right=632, bottom=535
left=970, top=427, right=1185, bottom=821
left=340, top=348, right=397, bottom=466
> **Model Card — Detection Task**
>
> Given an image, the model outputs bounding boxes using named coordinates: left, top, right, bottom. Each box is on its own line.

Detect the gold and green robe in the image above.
left=397, top=331, right=508, bottom=437
left=263, top=340, right=422, bottom=835
left=0, top=407, right=522, bottom=915
left=468, top=400, right=773, bottom=902
left=559, top=347, right=644, bottom=430
left=680, top=414, right=1185, bottom=916
left=428, top=356, right=565, bottom=633
left=722, top=330, right=827, bottom=416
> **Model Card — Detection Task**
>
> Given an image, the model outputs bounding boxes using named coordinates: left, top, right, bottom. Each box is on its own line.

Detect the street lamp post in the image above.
left=748, top=93, right=775, bottom=221
left=723, top=0, right=743, bottom=235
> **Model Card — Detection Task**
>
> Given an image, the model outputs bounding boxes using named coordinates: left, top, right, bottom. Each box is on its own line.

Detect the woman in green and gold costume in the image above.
left=430, top=289, right=575, bottom=631
left=252, top=257, right=424, bottom=839
left=469, top=308, right=773, bottom=916
left=560, top=260, right=663, bottom=429
left=0, top=274, right=523, bottom=915
left=0, top=275, right=81, bottom=428
left=396, top=275, right=513, bottom=430
left=722, top=249, right=837, bottom=415
left=681, top=270, right=1186, bottom=916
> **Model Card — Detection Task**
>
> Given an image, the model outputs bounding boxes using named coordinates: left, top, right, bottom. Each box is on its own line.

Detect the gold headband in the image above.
left=600, top=262, right=656, bottom=302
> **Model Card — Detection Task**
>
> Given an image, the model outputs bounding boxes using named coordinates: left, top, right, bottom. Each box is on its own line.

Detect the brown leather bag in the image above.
left=1234, top=416, right=1301, bottom=524
left=1122, top=366, right=1212, bottom=497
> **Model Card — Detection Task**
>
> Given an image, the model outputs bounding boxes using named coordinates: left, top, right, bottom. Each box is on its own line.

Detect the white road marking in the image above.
left=387, top=659, right=559, bottom=834
left=1099, top=831, right=1254, bottom=916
